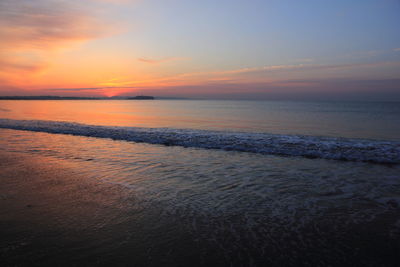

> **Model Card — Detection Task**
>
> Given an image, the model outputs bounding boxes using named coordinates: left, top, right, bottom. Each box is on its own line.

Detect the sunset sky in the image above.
left=1, top=0, right=399, bottom=100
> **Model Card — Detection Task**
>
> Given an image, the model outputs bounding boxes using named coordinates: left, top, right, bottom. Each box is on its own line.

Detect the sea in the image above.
left=0, top=99, right=399, bottom=266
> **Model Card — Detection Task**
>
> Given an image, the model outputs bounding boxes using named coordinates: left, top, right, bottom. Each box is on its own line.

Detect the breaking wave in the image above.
left=0, top=118, right=399, bottom=164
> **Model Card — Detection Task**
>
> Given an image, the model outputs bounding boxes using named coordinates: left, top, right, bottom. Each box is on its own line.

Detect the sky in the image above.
left=0, top=0, right=399, bottom=100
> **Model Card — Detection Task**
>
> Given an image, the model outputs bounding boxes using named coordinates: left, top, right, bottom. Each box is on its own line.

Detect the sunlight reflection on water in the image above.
left=1, top=100, right=399, bottom=140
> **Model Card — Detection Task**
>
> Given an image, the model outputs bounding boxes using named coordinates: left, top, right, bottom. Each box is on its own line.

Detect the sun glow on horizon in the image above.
left=0, top=0, right=399, bottom=100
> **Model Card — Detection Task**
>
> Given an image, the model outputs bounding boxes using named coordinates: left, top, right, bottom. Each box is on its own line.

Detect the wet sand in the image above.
left=1, top=149, right=399, bottom=267
left=0, top=151, right=229, bottom=266
left=0, top=151, right=137, bottom=266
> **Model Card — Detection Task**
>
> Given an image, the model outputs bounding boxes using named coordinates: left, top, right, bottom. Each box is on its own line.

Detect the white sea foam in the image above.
left=0, top=118, right=399, bottom=164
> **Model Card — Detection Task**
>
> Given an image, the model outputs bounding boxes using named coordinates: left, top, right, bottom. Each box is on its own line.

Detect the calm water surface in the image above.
left=1, top=100, right=399, bottom=140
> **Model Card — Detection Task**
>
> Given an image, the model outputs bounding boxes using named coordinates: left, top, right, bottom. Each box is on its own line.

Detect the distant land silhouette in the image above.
left=0, top=95, right=155, bottom=100
left=127, top=96, right=154, bottom=100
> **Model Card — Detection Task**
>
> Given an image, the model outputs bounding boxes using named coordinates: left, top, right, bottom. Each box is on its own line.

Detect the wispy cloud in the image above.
left=214, top=64, right=308, bottom=75
left=211, top=61, right=400, bottom=77
left=137, top=57, right=189, bottom=64
left=394, top=48, right=400, bottom=52
left=0, top=56, right=47, bottom=73
left=108, top=61, right=400, bottom=90
left=0, top=0, right=116, bottom=84
left=43, top=61, right=400, bottom=97
left=0, top=0, right=112, bottom=50
left=8, top=59, right=398, bottom=98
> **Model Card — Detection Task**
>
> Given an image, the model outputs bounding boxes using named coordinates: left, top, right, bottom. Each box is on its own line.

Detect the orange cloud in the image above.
left=0, top=55, right=46, bottom=73
left=0, top=0, right=116, bottom=89
left=0, top=0, right=112, bottom=50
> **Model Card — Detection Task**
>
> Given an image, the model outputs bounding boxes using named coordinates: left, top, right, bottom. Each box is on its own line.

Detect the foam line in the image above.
left=0, top=119, right=399, bottom=164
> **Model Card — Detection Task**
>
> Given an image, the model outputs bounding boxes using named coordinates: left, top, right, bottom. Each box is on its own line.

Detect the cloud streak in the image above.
left=213, top=61, right=400, bottom=76
left=39, top=61, right=400, bottom=99
left=0, top=56, right=46, bottom=73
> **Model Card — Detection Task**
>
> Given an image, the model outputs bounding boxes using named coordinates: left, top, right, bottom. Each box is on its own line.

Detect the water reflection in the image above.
left=0, top=100, right=399, bottom=140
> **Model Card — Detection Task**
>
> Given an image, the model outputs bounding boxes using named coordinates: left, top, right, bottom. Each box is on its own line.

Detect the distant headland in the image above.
left=127, top=96, right=154, bottom=100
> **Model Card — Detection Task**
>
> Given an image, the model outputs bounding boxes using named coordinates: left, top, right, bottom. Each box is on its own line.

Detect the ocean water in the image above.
left=0, top=100, right=399, bottom=266
left=1, top=100, right=400, bottom=140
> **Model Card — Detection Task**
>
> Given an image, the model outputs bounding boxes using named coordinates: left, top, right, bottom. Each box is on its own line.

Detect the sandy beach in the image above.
left=0, top=149, right=233, bottom=266
left=0, top=151, right=137, bottom=266
left=1, top=140, right=399, bottom=266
